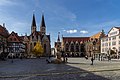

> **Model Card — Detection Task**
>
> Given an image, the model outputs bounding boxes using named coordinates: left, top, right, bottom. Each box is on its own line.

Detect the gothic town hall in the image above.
left=23, top=14, right=51, bottom=57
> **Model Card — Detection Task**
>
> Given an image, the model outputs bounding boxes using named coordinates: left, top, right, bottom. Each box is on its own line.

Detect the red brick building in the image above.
left=61, top=37, right=89, bottom=57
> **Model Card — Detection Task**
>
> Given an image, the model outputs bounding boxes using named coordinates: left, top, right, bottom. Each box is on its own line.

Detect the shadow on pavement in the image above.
left=0, top=58, right=110, bottom=80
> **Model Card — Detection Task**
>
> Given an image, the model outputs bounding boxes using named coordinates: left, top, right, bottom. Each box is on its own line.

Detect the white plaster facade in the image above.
left=101, top=27, right=120, bottom=55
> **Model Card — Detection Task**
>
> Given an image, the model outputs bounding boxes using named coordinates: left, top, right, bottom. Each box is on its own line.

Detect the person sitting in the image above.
left=85, top=55, right=88, bottom=59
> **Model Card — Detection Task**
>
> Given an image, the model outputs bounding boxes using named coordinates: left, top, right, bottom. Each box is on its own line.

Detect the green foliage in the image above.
left=32, top=41, right=44, bottom=57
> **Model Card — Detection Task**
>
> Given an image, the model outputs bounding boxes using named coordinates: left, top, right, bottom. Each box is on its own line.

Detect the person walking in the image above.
left=91, top=57, right=94, bottom=65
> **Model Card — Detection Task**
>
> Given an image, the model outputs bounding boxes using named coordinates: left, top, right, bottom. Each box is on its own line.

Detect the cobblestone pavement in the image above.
left=0, top=58, right=120, bottom=80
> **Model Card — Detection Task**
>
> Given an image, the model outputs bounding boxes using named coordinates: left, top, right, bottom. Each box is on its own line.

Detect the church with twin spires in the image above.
left=23, top=13, right=51, bottom=57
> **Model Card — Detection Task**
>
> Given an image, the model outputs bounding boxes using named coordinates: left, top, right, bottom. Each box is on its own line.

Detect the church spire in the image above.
left=40, top=13, right=46, bottom=35
left=57, top=32, right=60, bottom=42
left=40, top=14, right=46, bottom=27
left=32, top=14, right=36, bottom=27
left=31, top=13, right=36, bottom=33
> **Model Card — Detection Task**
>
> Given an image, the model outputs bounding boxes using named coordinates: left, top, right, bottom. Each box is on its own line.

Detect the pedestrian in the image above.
left=91, top=57, right=94, bottom=65
left=65, top=57, right=68, bottom=62
left=11, top=54, right=13, bottom=63
left=85, top=55, right=88, bottom=60
left=108, top=55, right=111, bottom=61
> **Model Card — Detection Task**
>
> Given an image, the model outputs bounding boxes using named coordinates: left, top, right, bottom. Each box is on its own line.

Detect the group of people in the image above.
left=46, top=55, right=68, bottom=64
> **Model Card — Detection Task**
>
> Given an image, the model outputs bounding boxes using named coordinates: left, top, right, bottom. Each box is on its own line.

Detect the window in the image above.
left=10, top=38, right=12, bottom=41
left=65, top=44, right=69, bottom=52
left=105, top=43, right=108, bottom=46
left=13, top=43, right=15, bottom=46
left=102, top=39, right=104, bottom=42
left=110, top=31, right=117, bottom=35
left=76, top=44, right=79, bottom=52
left=14, top=38, right=16, bottom=41
left=71, top=44, right=74, bottom=52
left=109, top=42, right=111, bottom=46
left=102, top=48, right=104, bottom=52
left=112, top=42, right=116, bottom=45
left=44, top=44, right=46, bottom=53
left=112, top=36, right=116, bottom=40
left=109, top=37, right=111, bottom=40
left=106, top=38, right=108, bottom=41
left=119, top=47, right=120, bottom=51
left=102, top=43, right=104, bottom=47
left=119, top=41, right=120, bottom=44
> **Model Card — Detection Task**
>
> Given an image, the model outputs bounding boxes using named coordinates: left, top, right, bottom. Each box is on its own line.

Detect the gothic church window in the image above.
left=44, top=44, right=46, bottom=53
left=76, top=44, right=79, bottom=52
left=65, top=44, right=69, bottom=52
left=71, top=44, right=74, bottom=52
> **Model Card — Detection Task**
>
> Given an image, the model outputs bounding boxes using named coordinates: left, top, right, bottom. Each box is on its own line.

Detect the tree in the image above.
left=32, top=41, right=44, bottom=57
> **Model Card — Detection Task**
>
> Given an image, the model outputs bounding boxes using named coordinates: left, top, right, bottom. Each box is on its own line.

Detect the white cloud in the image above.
left=66, top=29, right=77, bottom=34
left=0, top=0, right=17, bottom=6
left=63, top=30, right=66, bottom=32
left=80, top=30, right=88, bottom=34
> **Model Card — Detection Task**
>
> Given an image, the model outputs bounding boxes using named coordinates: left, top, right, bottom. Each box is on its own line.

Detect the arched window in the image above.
left=81, top=43, right=85, bottom=52
left=76, top=44, right=79, bottom=52
left=65, top=44, right=69, bottom=52
left=71, top=44, right=74, bottom=52
left=44, top=44, right=46, bottom=53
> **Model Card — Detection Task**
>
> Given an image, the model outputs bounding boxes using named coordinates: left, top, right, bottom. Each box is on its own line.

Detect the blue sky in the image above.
left=1, top=0, right=120, bottom=47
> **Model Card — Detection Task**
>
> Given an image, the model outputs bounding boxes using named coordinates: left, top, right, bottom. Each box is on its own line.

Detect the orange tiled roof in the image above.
left=90, top=32, right=101, bottom=39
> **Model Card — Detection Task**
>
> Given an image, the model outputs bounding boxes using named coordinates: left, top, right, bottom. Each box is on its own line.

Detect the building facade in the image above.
left=85, top=30, right=105, bottom=57
left=101, top=27, right=120, bottom=58
left=61, top=37, right=89, bottom=57
left=7, top=31, right=25, bottom=58
left=0, top=24, right=9, bottom=55
left=23, top=14, right=51, bottom=57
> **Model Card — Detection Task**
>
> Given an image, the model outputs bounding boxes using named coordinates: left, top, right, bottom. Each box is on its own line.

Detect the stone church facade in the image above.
left=23, top=14, right=51, bottom=57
